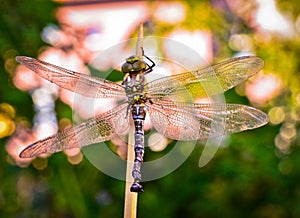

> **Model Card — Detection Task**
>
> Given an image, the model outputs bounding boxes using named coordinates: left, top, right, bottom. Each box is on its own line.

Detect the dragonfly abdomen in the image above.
left=130, top=104, right=147, bottom=193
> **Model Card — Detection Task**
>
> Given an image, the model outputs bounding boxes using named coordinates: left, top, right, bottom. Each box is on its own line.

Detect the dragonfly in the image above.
left=16, top=52, right=268, bottom=192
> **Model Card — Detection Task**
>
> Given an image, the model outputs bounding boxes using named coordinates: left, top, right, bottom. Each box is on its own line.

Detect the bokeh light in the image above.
left=255, top=0, right=294, bottom=37
left=165, top=29, right=213, bottom=64
left=268, top=106, right=285, bottom=125
left=5, top=122, right=36, bottom=167
left=0, top=103, right=16, bottom=138
left=153, top=2, right=186, bottom=24
left=245, top=73, right=282, bottom=105
left=148, top=132, right=169, bottom=152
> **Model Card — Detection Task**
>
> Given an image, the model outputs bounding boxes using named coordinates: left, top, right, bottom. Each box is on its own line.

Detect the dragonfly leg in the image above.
left=142, top=49, right=155, bottom=75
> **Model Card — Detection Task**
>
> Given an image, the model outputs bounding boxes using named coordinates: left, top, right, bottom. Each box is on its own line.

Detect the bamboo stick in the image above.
left=123, top=23, right=143, bottom=218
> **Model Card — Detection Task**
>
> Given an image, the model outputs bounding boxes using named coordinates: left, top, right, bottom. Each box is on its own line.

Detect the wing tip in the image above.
left=251, top=56, right=264, bottom=68
left=15, top=56, right=34, bottom=64
left=247, top=106, right=269, bottom=129
left=259, top=112, right=269, bottom=127
left=252, top=56, right=264, bottom=68
left=238, top=56, right=265, bottom=77
left=19, top=142, right=42, bottom=158
left=19, top=148, right=34, bottom=158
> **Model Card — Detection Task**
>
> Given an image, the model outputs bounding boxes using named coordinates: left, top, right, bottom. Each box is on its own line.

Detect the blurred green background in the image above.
left=1, top=0, right=300, bottom=217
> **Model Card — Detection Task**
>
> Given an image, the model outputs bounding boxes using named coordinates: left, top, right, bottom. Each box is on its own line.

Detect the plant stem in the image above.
left=123, top=23, right=143, bottom=218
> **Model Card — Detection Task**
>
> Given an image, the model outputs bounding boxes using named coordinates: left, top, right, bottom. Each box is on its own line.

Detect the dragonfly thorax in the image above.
left=126, top=91, right=148, bottom=106
left=122, top=67, right=147, bottom=104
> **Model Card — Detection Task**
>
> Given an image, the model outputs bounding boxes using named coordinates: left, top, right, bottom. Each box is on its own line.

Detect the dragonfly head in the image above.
left=122, top=55, right=147, bottom=74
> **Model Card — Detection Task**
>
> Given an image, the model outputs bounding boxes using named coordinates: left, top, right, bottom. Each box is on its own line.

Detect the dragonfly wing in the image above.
left=16, top=56, right=125, bottom=98
left=145, top=56, right=264, bottom=99
left=148, top=100, right=268, bottom=140
left=19, top=103, right=129, bottom=158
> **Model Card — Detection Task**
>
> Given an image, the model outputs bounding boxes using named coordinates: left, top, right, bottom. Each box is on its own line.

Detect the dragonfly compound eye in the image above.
left=121, top=62, right=133, bottom=73
left=122, top=56, right=147, bottom=73
left=132, top=60, right=147, bottom=72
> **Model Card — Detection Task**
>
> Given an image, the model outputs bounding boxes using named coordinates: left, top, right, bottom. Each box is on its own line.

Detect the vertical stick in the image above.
left=123, top=23, right=143, bottom=218
left=136, top=24, right=144, bottom=58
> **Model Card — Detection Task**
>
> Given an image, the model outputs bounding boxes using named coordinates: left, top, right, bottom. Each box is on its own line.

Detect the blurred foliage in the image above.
left=1, top=0, right=300, bottom=218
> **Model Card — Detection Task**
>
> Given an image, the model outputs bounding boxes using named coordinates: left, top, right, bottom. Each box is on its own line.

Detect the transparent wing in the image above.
left=145, top=56, right=264, bottom=99
left=16, top=56, right=125, bottom=98
left=148, top=100, right=269, bottom=140
left=19, top=103, right=129, bottom=158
